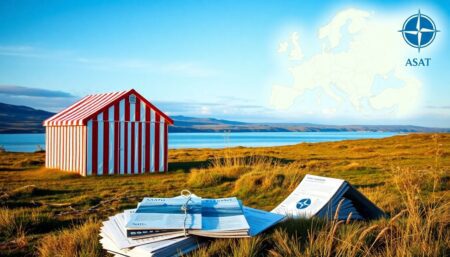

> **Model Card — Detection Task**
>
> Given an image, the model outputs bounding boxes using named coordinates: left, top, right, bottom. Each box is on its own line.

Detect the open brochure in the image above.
left=271, top=174, right=385, bottom=220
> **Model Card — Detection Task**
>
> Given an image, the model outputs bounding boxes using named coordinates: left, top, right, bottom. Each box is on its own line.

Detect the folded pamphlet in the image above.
left=271, top=174, right=385, bottom=220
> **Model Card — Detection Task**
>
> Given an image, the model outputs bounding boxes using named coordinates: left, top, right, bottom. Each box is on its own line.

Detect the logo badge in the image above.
left=296, top=198, right=311, bottom=209
left=399, top=10, right=439, bottom=52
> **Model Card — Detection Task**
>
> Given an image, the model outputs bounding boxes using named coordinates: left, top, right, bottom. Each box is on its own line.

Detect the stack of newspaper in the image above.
left=100, top=194, right=285, bottom=257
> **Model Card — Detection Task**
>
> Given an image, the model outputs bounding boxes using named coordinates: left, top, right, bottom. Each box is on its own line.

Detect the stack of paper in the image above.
left=126, top=196, right=202, bottom=238
left=100, top=174, right=385, bottom=256
left=126, top=196, right=255, bottom=239
left=100, top=209, right=200, bottom=257
left=271, top=174, right=385, bottom=220
left=189, top=198, right=251, bottom=238
left=99, top=195, right=285, bottom=257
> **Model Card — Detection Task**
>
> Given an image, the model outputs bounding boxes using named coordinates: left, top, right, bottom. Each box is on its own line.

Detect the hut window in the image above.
left=129, top=94, right=136, bottom=104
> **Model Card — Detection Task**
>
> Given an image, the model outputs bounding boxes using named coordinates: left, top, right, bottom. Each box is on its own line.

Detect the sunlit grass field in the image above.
left=0, top=133, right=449, bottom=256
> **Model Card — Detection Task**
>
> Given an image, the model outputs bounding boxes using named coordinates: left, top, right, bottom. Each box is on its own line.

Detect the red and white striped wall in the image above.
left=45, top=126, right=87, bottom=175
left=44, top=90, right=172, bottom=176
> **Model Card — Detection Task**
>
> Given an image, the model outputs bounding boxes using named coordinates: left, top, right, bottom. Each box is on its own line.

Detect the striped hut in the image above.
left=43, top=89, right=173, bottom=176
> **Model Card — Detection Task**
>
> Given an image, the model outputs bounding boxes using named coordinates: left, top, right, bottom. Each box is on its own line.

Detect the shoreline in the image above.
left=0, top=131, right=403, bottom=153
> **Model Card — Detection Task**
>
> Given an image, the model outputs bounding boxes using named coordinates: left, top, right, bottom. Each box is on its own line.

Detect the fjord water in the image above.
left=0, top=132, right=399, bottom=152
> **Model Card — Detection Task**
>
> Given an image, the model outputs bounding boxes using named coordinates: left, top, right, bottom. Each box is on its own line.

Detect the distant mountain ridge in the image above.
left=0, top=103, right=54, bottom=133
left=170, top=115, right=246, bottom=126
left=0, top=102, right=449, bottom=133
left=170, top=119, right=450, bottom=133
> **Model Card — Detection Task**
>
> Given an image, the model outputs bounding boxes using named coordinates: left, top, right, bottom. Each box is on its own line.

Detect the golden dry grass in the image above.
left=38, top=219, right=102, bottom=257
left=0, top=133, right=449, bottom=256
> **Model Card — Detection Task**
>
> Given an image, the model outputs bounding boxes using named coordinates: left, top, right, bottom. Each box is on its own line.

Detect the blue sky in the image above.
left=0, top=0, right=449, bottom=127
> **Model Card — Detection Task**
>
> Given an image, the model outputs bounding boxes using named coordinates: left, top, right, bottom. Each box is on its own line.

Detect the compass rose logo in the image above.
left=296, top=198, right=311, bottom=210
left=399, top=10, right=439, bottom=52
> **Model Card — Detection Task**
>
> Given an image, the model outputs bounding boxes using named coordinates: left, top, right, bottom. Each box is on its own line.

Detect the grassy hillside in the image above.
left=0, top=133, right=449, bottom=256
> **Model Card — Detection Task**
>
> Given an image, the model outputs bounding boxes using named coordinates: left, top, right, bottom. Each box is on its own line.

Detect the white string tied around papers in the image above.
left=180, top=189, right=192, bottom=237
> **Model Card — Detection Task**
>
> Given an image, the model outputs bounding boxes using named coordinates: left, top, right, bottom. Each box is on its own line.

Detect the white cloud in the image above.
left=200, top=106, right=211, bottom=115
left=0, top=45, right=35, bottom=54
left=0, top=45, right=218, bottom=78
left=271, top=8, right=422, bottom=119
left=154, top=98, right=274, bottom=121
left=76, top=57, right=219, bottom=77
